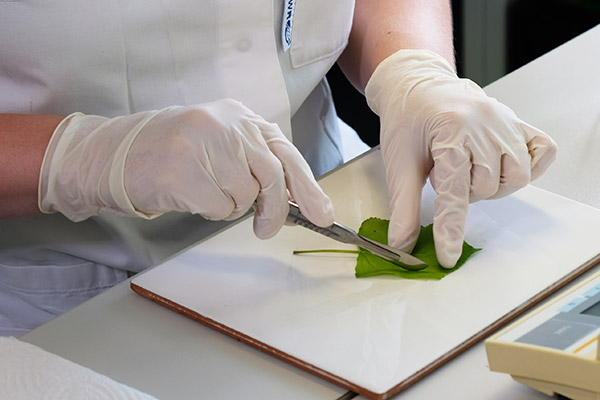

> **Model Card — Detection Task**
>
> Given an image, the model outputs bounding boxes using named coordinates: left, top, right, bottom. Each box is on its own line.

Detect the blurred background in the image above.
left=327, top=0, right=600, bottom=147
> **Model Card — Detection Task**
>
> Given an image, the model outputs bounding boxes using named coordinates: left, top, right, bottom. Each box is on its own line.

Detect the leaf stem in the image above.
left=293, top=249, right=360, bottom=255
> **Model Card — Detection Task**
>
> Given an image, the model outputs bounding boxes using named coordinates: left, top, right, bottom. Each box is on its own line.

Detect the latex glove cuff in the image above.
left=38, top=112, right=162, bottom=221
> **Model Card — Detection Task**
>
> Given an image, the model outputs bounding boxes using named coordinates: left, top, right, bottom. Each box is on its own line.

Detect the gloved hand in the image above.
left=39, top=99, right=334, bottom=238
left=365, top=49, right=557, bottom=268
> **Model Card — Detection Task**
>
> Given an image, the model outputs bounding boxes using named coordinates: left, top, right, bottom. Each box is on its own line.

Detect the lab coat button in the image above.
left=236, top=38, right=252, bottom=52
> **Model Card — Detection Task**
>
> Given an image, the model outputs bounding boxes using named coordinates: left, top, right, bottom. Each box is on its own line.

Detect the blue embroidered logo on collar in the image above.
left=281, top=0, right=296, bottom=52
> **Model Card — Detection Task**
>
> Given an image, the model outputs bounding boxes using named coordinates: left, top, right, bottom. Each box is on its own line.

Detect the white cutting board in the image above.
left=131, top=148, right=600, bottom=400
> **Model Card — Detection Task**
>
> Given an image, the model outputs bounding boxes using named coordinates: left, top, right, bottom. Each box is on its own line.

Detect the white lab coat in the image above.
left=0, top=0, right=361, bottom=336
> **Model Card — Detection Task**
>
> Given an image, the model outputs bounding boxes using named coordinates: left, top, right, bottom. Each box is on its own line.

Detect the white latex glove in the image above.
left=365, top=50, right=557, bottom=268
left=39, top=99, right=334, bottom=238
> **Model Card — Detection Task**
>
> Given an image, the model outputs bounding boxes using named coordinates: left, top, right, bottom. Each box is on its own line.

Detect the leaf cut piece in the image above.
left=356, top=218, right=481, bottom=280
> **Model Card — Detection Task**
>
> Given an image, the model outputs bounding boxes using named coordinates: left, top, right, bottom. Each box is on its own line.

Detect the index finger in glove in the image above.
left=385, top=149, right=427, bottom=255
left=257, top=121, right=334, bottom=229
left=429, top=146, right=471, bottom=269
left=241, top=120, right=290, bottom=240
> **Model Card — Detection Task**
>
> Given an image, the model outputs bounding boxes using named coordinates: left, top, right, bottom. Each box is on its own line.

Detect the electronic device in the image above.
left=486, top=270, right=600, bottom=399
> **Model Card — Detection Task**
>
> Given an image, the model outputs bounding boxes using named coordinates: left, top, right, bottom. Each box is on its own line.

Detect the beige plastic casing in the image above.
left=485, top=271, right=600, bottom=399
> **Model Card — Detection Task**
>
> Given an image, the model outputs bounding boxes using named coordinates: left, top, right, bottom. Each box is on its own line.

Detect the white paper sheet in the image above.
left=132, top=149, right=600, bottom=398
left=0, top=337, right=157, bottom=400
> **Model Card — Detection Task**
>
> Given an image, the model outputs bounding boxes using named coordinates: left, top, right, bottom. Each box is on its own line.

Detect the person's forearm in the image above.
left=0, top=114, right=63, bottom=218
left=338, top=0, right=455, bottom=92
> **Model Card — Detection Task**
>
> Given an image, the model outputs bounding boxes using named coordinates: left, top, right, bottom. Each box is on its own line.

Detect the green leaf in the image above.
left=355, top=218, right=481, bottom=280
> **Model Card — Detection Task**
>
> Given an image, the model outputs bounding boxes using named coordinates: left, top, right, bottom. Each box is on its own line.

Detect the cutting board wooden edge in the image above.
left=129, top=281, right=376, bottom=399
left=130, top=253, right=600, bottom=400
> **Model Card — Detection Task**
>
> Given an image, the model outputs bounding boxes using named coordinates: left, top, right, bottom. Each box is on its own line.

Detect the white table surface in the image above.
left=22, top=24, right=600, bottom=400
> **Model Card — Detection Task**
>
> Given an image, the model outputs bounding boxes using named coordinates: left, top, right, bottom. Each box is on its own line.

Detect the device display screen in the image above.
left=581, top=300, right=600, bottom=317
